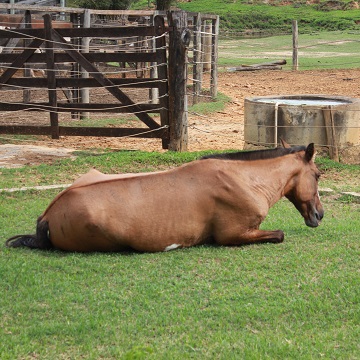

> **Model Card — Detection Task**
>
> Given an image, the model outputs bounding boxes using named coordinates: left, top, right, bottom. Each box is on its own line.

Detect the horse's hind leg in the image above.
left=245, top=229, right=284, bottom=244
left=217, top=229, right=284, bottom=246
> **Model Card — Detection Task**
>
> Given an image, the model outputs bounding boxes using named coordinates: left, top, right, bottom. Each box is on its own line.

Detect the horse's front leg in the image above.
left=217, top=229, right=284, bottom=246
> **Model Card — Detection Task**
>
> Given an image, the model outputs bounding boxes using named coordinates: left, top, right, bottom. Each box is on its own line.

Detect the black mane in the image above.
left=200, top=146, right=306, bottom=161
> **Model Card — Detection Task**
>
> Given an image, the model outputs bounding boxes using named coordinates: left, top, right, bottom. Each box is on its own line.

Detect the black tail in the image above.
left=5, top=217, right=53, bottom=250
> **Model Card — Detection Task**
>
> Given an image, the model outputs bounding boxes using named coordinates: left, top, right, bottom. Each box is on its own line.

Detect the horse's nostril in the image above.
left=315, top=210, right=324, bottom=221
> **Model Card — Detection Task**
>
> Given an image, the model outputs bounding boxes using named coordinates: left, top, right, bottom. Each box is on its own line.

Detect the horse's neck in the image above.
left=245, top=156, right=299, bottom=207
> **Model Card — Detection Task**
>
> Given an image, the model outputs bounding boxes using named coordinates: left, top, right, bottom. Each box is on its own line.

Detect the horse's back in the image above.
left=71, top=168, right=162, bottom=187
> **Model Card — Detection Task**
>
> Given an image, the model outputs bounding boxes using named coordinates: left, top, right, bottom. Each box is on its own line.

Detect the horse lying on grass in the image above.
left=6, top=142, right=324, bottom=252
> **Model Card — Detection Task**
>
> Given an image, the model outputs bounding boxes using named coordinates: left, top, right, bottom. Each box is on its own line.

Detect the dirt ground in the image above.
left=1, top=69, right=360, bottom=167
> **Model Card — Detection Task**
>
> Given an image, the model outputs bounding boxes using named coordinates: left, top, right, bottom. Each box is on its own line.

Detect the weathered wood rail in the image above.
left=0, top=12, right=170, bottom=147
left=0, top=5, right=219, bottom=151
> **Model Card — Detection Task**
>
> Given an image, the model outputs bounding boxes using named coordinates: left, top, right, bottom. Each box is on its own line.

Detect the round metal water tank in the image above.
left=244, top=95, right=360, bottom=152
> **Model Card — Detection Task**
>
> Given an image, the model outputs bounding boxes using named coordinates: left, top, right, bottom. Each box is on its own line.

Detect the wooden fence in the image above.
left=0, top=5, right=219, bottom=151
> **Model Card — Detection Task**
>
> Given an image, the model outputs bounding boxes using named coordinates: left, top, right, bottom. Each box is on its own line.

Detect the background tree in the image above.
left=156, top=0, right=175, bottom=10
left=76, top=0, right=176, bottom=10
left=78, top=0, right=138, bottom=10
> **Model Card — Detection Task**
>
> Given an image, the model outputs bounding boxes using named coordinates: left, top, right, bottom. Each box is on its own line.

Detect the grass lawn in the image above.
left=218, top=30, right=360, bottom=70
left=135, top=0, right=360, bottom=34
left=0, top=151, right=359, bottom=359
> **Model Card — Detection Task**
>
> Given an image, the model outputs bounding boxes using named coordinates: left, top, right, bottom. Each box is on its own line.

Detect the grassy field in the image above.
left=134, top=0, right=360, bottom=70
left=1, top=151, right=359, bottom=359
left=218, top=30, right=360, bottom=70
left=66, top=0, right=360, bottom=34
left=134, top=0, right=360, bottom=34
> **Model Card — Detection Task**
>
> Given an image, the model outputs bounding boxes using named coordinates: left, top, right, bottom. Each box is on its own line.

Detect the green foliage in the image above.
left=155, top=0, right=174, bottom=10
left=78, top=0, right=138, bottom=10
left=174, top=0, right=360, bottom=34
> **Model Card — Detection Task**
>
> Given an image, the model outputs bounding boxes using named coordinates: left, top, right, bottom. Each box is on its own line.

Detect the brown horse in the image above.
left=5, top=142, right=324, bottom=252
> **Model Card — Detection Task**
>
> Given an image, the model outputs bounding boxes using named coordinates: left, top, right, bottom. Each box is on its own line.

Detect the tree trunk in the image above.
left=156, top=0, right=172, bottom=10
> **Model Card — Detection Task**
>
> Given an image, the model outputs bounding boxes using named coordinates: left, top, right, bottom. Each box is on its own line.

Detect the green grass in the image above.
left=133, top=0, right=360, bottom=33
left=189, top=91, right=231, bottom=114
left=316, top=156, right=360, bottom=192
left=218, top=30, right=360, bottom=70
left=132, top=0, right=360, bottom=70
left=71, top=0, right=360, bottom=35
left=62, top=116, right=131, bottom=128
left=0, top=117, right=138, bottom=148
left=0, top=152, right=359, bottom=359
left=170, top=0, right=360, bottom=34
left=0, top=150, right=359, bottom=193
left=0, top=151, right=203, bottom=189
left=0, top=134, right=40, bottom=145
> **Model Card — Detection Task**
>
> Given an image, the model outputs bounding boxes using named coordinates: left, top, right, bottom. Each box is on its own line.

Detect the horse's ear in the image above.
left=305, top=143, right=315, bottom=162
left=280, top=138, right=291, bottom=148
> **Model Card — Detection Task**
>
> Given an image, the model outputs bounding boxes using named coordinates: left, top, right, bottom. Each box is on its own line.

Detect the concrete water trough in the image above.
left=244, top=95, right=360, bottom=159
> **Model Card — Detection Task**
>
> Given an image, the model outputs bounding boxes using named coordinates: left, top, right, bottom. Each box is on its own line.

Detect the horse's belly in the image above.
left=47, top=206, right=210, bottom=252
left=49, top=219, right=207, bottom=252
left=47, top=217, right=129, bottom=252
left=44, top=180, right=214, bottom=252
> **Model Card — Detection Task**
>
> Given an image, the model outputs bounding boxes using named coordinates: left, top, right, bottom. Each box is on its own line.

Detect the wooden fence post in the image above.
left=323, top=106, right=339, bottom=162
left=292, top=20, right=299, bottom=71
left=167, top=11, right=190, bottom=151
left=202, top=23, right=212, bottom=72
left=192, top=13, right=202, bottom=105
left=150, top=13, right=159, bottom=104
left=70, top=12, right=81, bottom=120
left=154, top=14, right=170, bottom=149
left=80, top=8, right=90, bottom=120
left=43, top=14, right=59, bottom=139
left=23, top=10, right=32, bottom=103
left=210, top=15, right=219, bottom=99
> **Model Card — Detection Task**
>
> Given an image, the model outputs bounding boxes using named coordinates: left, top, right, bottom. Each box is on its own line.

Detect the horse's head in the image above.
left=284, top=143, right=324, bottom=227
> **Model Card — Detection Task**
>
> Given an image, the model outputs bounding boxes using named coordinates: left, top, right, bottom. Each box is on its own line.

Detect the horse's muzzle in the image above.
left=305, top=207, right=324, bottom=227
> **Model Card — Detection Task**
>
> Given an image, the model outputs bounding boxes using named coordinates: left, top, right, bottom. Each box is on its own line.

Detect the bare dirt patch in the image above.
left=0, top=144, right=75, bottom=168
left=1, top=69, right=360, bottom=167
